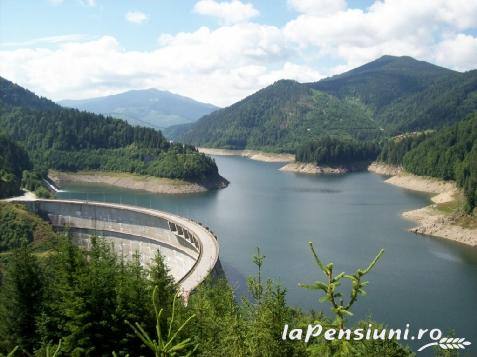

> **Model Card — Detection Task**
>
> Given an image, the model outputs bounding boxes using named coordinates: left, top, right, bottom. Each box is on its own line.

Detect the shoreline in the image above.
left=198, top=147, right=295, bottom=163
left=280, top=161, right=369, bottom=174
left=49, top=170, right=228, bottom=195
left=369, top=162, right=477, bottom=247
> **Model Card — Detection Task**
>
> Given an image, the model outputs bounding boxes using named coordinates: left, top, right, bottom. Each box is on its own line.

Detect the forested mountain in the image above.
left=379, top=113, right=477, bottom=212
left=311, top=55, right=456, bottom=112
left=375, top=70, right=477, bottom=132
left=172, top=80, right=381, bottom=152
left=0, top=77, right=222, bottom=186
left=60, top=88, right=218, bottom=129
left=169, top=56, right=476, bottom=151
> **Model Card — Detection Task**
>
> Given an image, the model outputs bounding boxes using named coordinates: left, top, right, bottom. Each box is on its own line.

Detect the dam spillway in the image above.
left=18, top=199, right=220, bottom=295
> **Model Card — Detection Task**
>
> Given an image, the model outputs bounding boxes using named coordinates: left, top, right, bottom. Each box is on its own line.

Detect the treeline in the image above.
left=296, top=137, right=381, bottom=166
left=0, top=222, right=413, bottom=356
left=380, top=113, right=477, bottom=212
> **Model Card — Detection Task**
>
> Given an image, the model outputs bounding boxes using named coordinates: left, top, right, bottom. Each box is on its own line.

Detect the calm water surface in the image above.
left=57, top=156, right=477, bottom=346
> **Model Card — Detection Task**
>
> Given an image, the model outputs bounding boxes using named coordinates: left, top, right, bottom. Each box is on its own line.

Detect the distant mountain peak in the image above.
left=59, top=88, right=218, bottom=129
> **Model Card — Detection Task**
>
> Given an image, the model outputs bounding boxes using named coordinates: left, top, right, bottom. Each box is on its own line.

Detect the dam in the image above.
left=16, top=199, right=220, bottom=296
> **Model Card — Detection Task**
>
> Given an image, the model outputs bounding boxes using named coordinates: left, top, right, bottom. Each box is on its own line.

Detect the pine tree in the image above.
left=0, top=246, right=44, bottom=353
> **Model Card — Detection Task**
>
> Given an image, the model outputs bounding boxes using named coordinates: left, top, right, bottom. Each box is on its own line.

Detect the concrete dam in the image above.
left=19, top=199, right=220, bottom=295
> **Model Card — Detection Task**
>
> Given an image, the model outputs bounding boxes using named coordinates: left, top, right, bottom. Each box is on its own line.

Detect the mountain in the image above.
left=311, top=55, right=456, bottom=112
left=171, top=79, right=381, bottom=152
left=59, top=88, right=219, bottom=129
left=169, top=56, right=476, bottom=151
left=0, top=76, right=222, bottom=186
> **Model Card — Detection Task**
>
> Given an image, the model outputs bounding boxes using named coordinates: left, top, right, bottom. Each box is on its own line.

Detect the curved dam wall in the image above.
left=20, top=199, right=220, bottom=295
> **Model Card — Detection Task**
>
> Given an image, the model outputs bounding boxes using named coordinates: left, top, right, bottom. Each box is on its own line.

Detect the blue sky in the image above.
left=1, top=0, right=476, bottom=106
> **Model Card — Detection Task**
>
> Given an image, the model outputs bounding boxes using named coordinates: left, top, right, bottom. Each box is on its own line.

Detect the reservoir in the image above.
left=57, top=156, right=477, bottom=345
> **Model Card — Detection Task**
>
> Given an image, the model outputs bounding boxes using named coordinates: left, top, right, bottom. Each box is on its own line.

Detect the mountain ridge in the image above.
left=59, top=88, right=219, bottom=129
left=167, top=55, right=476, bottom=150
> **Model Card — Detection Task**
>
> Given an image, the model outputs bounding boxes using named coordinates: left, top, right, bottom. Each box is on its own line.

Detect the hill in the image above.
left=172, top=79, right=380, bottom=152
left=169, top=56, right=476, bottom=151
left=60, top=88, right=218, bottom=129
left=0, top=76, right=224, bottom=187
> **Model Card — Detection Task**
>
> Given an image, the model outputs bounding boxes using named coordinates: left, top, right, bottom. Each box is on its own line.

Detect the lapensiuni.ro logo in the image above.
left=282, top=323, right=471, bottom=352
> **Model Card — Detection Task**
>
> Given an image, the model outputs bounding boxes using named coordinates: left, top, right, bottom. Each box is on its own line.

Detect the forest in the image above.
left=296, top=138, right=381, bottom=167
left=379, top=113, right=477, bottom=212
left=0, top=202, right=415, bottom=356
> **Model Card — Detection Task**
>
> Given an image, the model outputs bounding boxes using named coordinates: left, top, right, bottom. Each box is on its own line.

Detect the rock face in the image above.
left=368, top=162, right=403, bottom=176
left=279, top=162, right=347, bottom=174
left=280, top=161, right=369, bottom=174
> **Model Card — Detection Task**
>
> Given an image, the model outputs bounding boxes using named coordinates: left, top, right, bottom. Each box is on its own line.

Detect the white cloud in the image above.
left=288, top=0, right=347, bottom=16
left=194, top=0, right=259, bottom=25
left=1, top=0, right=477, bottom=107
left=0, top=25, right=304, bottom=106
left=48, top=0, right=64, bottom=5
left=283, top=0, right=477, bottom=73
left=435, top=33, right=477, bottom=71
left=125, top=11, right=148, bottom=24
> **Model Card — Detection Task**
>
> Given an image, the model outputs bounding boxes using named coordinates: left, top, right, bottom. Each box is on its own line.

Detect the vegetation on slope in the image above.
left=296, top=137, right=381, bottom=167
left=376, top=70, right=477, bottom=133
left=176, top=80, right=380, bottom=152
left=379, top=113, right=477, bottom=212
left=0, top=77, right=222, bottom=185
left=311, top=55, right=456, bottom=113
left=0, top=135, right=32, bottom=198
left=0, top=202, right=57, bottom=252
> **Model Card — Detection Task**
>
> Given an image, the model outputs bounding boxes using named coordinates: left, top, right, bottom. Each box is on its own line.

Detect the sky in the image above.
left=1, top=0, right=477, bottom=107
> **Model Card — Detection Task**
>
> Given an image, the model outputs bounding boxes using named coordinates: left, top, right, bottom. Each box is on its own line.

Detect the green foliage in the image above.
left=0, top=135, right=32, bottom=198
left=0, top=246, right=44, bottom=353
left=175, top=80, right=381, bottom=151
left=379, top=113, right=477, bottom=212
left=0, top=202, right=57, bottom=252
left=296, top=137, right=381, bottom=166
left=300, top=242, right=384, bottom=329
left=126, top=287, right=197, bottom=356
left=0, top=76, right=221, bottom=184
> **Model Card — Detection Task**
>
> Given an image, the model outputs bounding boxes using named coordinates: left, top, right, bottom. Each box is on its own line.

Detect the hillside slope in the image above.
left=173, top=80, right=380, bottom=151
left=60, top=88, right=218, bottom=129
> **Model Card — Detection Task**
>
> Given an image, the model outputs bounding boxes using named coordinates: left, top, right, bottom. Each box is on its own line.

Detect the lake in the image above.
left=57, top=156, right=477, bottom=347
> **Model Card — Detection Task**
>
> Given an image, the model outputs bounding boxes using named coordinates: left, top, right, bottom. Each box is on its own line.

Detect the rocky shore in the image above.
left=49, top=171, right=228, bottom=195
left=369, top=162, right=477, bottom=246
left=198, top=148, right=295, bottom=162
left=280, top=161, right=369, bottom=174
